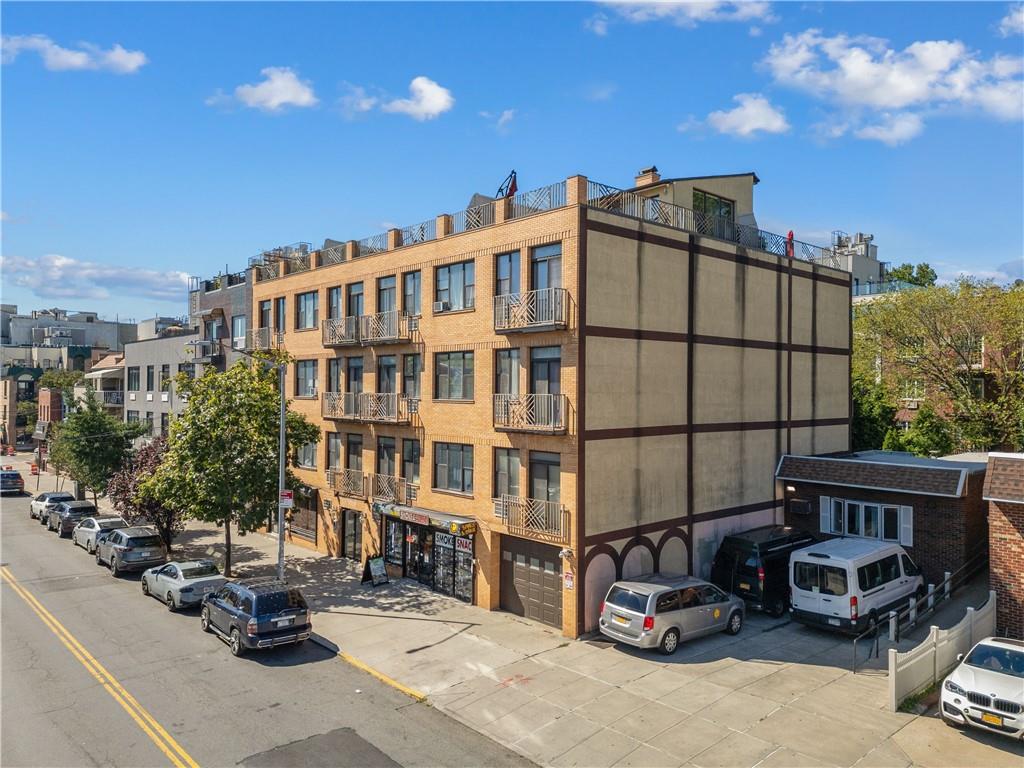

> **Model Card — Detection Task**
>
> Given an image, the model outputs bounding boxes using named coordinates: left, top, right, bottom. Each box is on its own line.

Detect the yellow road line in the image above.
left=336, top=649, right=426, bottom=702
left=1, top=566, right=200, bottom=768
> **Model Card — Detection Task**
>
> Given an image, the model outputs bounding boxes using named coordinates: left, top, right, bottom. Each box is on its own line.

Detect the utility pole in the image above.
left=276, top=359, right=286, bottom=581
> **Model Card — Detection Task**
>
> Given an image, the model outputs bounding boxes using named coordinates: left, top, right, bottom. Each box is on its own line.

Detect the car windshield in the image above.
left=181, top=564, right=219, bottom=579
left=99, top=520, right=127, bottom=530
left=127, top=535, right=162, bottom=548
left=67, top=510, right=89, bottom=519
left=606, top=586, right=650, bottom=613
left=965, top=644, right=1024, bottom=679
left=255, top=589, right=308, bottom=615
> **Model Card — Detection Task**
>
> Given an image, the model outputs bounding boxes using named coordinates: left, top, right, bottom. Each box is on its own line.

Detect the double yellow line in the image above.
left=1, top=565, right=200, bottom=768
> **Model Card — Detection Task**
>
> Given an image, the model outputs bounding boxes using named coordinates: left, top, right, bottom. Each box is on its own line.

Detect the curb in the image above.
left=309, top=632, right=427, bottom=703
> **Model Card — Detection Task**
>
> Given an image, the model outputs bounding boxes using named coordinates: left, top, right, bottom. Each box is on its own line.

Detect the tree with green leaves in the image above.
left=886, top=262, right=938, bottom=287
left=48, top=389, right=148, bottom=504
left=17, top=399, right=37, bottom=437
left=142, top=355, right=320, bottom=576
left=37, top=369, right=85, bottom=400
left=851, top=375, right=896, bottom=451
left=107, top=435, right=186, bottom=551
left=882, top=403, right=955, bottom=456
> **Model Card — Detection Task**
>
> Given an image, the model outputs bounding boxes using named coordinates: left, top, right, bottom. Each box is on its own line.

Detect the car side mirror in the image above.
left=956, top=653, right=964, bottom=663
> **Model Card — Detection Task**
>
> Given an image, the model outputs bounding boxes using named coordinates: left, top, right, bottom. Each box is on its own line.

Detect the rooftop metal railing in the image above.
left=853, top=279, right=917, bottom=297
left=509, top=181, right=567, bottom=220
left=452, top=201, right=495, bottom=234
left=357, top=232, right=387, bottom=257
left=399, top=219, right=437, bottom=247
left=320, top=243, right=346, bottom=266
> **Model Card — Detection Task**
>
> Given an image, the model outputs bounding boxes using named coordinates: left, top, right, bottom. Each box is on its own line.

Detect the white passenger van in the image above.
left=789, top=538, right=924, bottom=633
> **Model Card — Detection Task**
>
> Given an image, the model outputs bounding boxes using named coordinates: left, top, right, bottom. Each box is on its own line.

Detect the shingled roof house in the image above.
left=983, top=452, right=1024, bottom=638
left=776, top=450, right=989, bottom=585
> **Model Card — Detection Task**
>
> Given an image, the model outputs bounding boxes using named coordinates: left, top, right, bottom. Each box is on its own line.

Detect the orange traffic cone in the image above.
left=30, top=463, right=38, bottom=476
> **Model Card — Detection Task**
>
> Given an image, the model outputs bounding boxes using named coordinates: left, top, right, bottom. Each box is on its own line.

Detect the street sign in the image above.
left=279, top=490, right=294, bottom=508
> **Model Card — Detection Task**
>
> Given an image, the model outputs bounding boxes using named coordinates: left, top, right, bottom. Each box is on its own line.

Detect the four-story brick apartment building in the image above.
left=247, top=169, right=852, bottom=637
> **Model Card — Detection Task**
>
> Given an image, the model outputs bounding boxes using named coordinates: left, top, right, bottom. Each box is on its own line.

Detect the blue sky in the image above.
left=2, top=1, right=1023, bottom=321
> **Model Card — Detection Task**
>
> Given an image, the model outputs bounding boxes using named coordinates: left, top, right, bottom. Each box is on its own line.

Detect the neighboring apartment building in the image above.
left=122, top=330, right=199, bottom=440
left=6, top=307, right=137, bottom=349
left=249, top=168, right=852, bottom=637
left=75, top=352, right=126, bottom=415
left=187, top=267, right=252, bottom=372
left=0, top=377, right=17, bottom=445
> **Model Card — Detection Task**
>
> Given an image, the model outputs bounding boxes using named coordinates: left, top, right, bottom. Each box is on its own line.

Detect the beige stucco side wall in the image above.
left=691, top=428, right=785, bottom=515
left=790, top=275, right=850, bottom=349
left=586, top=336, right=686, bottom=431
left=692, top=345, right=784, bottom=425
left=790, top=424, right=849, bottom=457
left=693, top=255, right=789, bottom=344
left=790, top=352, right=849, bottom=422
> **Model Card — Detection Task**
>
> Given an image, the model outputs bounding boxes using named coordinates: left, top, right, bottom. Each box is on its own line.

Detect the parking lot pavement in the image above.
left=7, top=456, right=1022, bottom=767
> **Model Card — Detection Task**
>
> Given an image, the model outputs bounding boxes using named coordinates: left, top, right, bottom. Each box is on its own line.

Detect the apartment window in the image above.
left=377, top=437, right=396, bottom=477
left=346, top=357, right=363, bottom=394
left=529, top=451, right=560, bottom=503
left=403, top=271, right=421, bottom=317
left=274, top=297, right=286, bottom=332
left=177, top=362, right=195, bottom=380
left=327, top=432, right=342, bottom=470
left=327, top=358, right=342, bottom=393
left=403, top=354, right=422, bottom=399
left=259, top=300, right=272, bottom=329
left=435, top=260, right=475, bottom=311
left=495, top=349, right=520, bottom=396
left=145, top=412, right=154, bottom=435
left=346, top=434, right=362, bottom=470
left=433, top=442, right=473, bottom=494
left=146, top=365, right=155, bottom=391
left=160, top=413, right=169, bottom=437
left=296, top=442, right=317, bottom=469
left=205, top=318, right=221, bottom=341
left=327, top=287, right=342, bottom=320
left=496, top=251, right=520, bottom=296
left=126, top=410, right=139, bottom=423
left=295, top=360, right=318, bottom=397
left=821, top=496, right=911, bottom=546
left=159, top=364, right=171, bottom=390
left=231, top=315, right=246, bottom=349
left=347, top=282, right=364, bottom=318
left=377, top=356, right=397, bottom=394
left=127, top=367, right=140, bottom=391
left=296, top=291, right=319, bottom=330
left=377, top=276, right=397, bottom=314
left=693, top=189, right=735, bottom=221
left=529, top=244, right=562, bottom=291
left=494, top=448, right=520, bottom=499
left=434, top=352, right=474, bottom=400
left=402, top=439, right=421, bottom=486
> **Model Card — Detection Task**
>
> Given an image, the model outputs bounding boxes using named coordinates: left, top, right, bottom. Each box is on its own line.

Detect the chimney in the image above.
left=634, top=165, right=661, bottom=187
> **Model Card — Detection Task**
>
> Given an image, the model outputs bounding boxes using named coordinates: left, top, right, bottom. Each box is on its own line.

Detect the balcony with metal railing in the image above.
left=192, top=339, right=223, bottom=363
left=322, top=392, right=360, bottom=421
left=326, top=468, right=366, bottom=499
left=245, top=328, right=282, bottom=352
left=98, top=390, right=124, bottom=407
left=493, top=393, right=568, bottom=433
left=359, top=310, right=409, bottom=345
left=368, top=474, right=417, bottom=504
left=495, top=495, right=570, bottom=545
left=322, top=317, right=360, bottom=346
left=360, top=393, right=410, bottom=424
left=494, top=288, right=569, bottom=333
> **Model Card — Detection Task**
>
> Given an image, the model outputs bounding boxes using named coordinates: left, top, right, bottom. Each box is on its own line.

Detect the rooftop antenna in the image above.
left=495, top=170, right=518, bottom=199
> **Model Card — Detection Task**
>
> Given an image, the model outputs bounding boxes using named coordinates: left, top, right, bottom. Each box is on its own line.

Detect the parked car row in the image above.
left=25, top=490, right=313, bottom=657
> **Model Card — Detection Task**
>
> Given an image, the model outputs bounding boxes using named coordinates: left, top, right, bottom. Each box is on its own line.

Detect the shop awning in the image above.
left=85, top=368, right=124, bottom=380
left=375, top=503, right=477, bottom=536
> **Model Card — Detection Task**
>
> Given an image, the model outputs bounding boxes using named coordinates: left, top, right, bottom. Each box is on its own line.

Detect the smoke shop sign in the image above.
left=398, top=508, right=430, bottom=526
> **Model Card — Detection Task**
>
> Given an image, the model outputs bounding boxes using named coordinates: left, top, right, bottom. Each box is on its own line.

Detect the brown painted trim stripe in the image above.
left=586, top=219, right=851, bottom=288
left=583, top=326, right=849, bottom=356
left=584, top=498, right=782, bottom=546
left=584, top=416, right=849, bottom=441
left=575, top=203, right=588, bottom=638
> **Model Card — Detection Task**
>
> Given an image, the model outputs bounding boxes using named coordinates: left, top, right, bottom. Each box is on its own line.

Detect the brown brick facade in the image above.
left=988, top=500, right=1024, bottom=639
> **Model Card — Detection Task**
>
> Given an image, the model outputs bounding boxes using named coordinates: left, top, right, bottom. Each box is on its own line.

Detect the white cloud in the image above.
left=603, top=1, right=776, bottom=29
left=706, top=93, right=790, bottom=137
left=0, top=253, right=189, bottom=303
left=585, top=13, right=610, bottom=36
left=339, top=83, right=378, bottom=119
left=381, top=76, right=454, bottom=121
left=853, top=112, right=924, bottom=145
left=763, top=29, right=1024, bottom=131
left=231, top=67, right=318, bottom=112
left=999, top=5, right=1024, bottom=37
left=1, top=34, right=147, bottom=73
left=584, top=82, right=618, bottom=101
left=496, top=109, right=515, bottom=129
left=933, top=257, right=1024, bottom=285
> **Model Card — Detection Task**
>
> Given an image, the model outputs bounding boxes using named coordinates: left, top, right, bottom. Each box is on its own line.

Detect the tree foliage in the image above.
left=886, top=262, right=938, bottom=287
left=854, top=279, right=1024, bottom=453
left=882, top=403, right=955, bottom=456
left=17, top=399, right=38, bottom=435
left=107, top=436, right=186, bottom=551
left=38, top=369, right=85, bottom=399
left=851, top=375, right=895, bottom=451
left=142, top=356, right=319, bottom=576
left=48, top=390, right=148, bottom=503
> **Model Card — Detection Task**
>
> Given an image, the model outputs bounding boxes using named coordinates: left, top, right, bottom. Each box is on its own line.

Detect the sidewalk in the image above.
left=8, top=455, right=1021, bottom=768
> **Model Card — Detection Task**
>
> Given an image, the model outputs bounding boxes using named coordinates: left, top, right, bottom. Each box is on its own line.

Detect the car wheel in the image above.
left=166, top=593, right=176, bottom=612
left=110, top=558, right=119, bottom=576
left=86, top=540, right=94, bottom=554
left=659, top=628, right=680, bottom=655
left=229, top=628, right=245, bottom=657
left=141, top=578, right=150, bottom=596
left=726, top=611, right=743, bottom=635
left=201, top=607, right=212, bottom=633
left=767, top=596, right=787, bottom=618
left=95, top=549, right=103, bottom=565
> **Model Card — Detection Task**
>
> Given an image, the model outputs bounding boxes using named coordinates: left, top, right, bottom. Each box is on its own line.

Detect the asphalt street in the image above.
left=1, top=489, right=532, bottom=768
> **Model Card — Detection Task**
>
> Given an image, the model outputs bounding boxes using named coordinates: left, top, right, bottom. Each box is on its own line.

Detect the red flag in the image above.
left=507, top=172, right=518, bottom=198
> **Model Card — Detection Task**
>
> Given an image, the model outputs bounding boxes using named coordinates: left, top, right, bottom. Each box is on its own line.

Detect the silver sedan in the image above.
left=141, top=560, right=227, bottom=610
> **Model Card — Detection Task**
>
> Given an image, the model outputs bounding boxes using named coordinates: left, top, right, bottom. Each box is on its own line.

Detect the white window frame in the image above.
left=820, top=496, right=913, bottom=547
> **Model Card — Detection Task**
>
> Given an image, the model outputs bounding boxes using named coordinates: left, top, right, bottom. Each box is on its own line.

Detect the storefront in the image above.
left=376, top=503, right=476, bottom=602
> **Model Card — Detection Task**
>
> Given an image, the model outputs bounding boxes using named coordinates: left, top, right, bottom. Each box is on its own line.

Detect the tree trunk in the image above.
left=92, top=488, right=98, bottom=506
left=224, top=521, right=232, bottom=578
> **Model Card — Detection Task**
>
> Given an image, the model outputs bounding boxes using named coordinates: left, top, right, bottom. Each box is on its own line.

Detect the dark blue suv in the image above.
left=200, top=578, right=311, bottom=656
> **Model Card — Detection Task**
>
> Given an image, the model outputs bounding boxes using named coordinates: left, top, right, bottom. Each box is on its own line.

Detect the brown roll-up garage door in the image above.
left=500, top=536, right=562, bottom=629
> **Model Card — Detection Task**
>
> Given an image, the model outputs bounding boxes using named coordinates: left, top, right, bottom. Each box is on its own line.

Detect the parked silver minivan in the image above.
left=599, top=575, right=745, bottom=655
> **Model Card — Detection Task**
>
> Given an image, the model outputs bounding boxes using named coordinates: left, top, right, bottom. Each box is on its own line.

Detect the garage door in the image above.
left=500, top=536, right=562, bottom=629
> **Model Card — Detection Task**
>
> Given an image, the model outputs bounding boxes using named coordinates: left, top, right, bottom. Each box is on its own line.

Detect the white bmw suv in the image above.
left=941, top=637, right=1024, bottom=740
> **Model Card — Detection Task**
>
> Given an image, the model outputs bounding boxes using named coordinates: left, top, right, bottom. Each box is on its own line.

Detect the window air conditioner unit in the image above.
left=433, top=301, right=450, bottom=313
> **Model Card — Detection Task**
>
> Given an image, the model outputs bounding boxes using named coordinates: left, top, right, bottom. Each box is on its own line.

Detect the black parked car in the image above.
left=200, top=578, right=311, bottom=657
left=50, top=500, right=98, bottom=537
left=710, top=525, right=817, bottom=617
left=1, top=470, right=25, bottom=496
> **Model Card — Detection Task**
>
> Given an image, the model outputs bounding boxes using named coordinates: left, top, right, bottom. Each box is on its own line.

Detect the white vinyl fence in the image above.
left=888, top=591, right=996, bottom=711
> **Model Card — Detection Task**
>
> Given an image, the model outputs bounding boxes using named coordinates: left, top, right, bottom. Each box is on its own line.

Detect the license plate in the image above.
left=612, top=614, right=629, bottom=626
left=274, top=617, right=294, bottom=627
left=738, top=582, right=750, bottom=591
left=828, top=618, right=841, bottom=626
left=981, top=712, right=1002, bottom=726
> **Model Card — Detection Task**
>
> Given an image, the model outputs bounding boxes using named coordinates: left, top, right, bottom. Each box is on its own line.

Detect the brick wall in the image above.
left=785, top=480, right=987, bottom=586
left=988, top=500, right=1024, bottom=639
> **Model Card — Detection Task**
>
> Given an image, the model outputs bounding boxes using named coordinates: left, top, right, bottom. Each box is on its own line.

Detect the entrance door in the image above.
left=500, top=537, right=563, bottom=629
left=341, top=509, right=362, bottom=560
